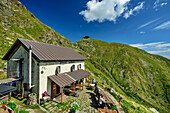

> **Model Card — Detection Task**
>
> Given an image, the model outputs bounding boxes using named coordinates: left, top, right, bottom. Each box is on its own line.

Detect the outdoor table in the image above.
left=76, top=84, right=82, bottom=89
left=69, top=87, right=74, bottom=90
left=89, top=83, right=95, bottom=89
left=99, top=88, right=114, bottom=104
left=63, top=88, right=72, bottom=93
left=90, top=83, right=95, bottom=87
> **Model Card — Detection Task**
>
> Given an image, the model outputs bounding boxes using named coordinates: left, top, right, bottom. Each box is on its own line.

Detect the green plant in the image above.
left=111, top=106, right=117, bottom=110
left=24, top=104, right=39, bottom=109
left=57, top=103, right=62, bottom=108
left=3, top=101, right=7, bottom=105
left=70, top=102, right=79, bottom=112
left=7, top=101, right=17, bottom=110
left=14, top=108, right=29, bottom=113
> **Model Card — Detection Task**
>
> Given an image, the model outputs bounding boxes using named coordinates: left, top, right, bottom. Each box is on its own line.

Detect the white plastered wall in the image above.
left=38, top=61, right=85, bottom=100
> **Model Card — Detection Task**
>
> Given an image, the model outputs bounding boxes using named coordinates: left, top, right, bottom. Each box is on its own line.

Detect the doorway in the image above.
left=51, top=82, right=60, bottom=98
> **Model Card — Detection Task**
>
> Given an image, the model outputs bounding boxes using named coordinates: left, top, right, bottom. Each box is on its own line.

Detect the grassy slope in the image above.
left=0, top=0, right=72, bottom=74
left=75, top=38, right=170, bottom=113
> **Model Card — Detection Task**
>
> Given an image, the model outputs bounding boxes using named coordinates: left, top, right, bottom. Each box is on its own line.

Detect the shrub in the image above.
left=25, top=104, right=40, bottom=109
left=3, top=101, right=7, bottom=105
left=111, top=106, right=117, bottom=110
left=15, top=108, right=29, bottom=113
left=70, top=102, right=79, bottom=112
left=57, top=103, right=62, bottom=108
left=7, top=101, right=16, bottom=110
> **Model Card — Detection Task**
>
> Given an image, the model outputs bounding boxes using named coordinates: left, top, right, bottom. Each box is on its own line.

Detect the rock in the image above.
left=110, top=88, right=115, bottom=93
left=140, top=59, right=148, bottom=67
left=147, top=72, right=154, bottom=83
left=148, top=108, right=159, bottom=113
left=119, top=69, right=125, bottom=78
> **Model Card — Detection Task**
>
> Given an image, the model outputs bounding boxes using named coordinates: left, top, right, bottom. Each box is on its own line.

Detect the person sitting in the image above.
left=95, top=81, right=98, bottom=87
left=99, top=94, right=105, bottom=108
left=94, top=86, right=100, bottom=103
left=92, top=78, right=96, bottom=84
left=102, top=82, right=105, bottom=88
left=95, top=86, right=99, bottom=95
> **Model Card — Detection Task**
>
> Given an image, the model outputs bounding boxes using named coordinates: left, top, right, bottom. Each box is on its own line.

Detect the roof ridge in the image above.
left=18, top=38, right=72, bottom=49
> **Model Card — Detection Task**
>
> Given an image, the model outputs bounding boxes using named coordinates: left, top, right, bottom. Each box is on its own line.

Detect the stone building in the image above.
left=3, top=38, right=90, bottom=103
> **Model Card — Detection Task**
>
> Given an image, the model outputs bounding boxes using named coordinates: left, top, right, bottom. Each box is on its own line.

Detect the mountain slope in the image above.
left=75, top=37, right=170, bottom=112
left=0, top=0, right=72, bottom=74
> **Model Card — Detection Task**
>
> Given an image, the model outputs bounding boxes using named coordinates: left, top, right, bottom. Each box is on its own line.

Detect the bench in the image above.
left=98, top=108, right=117, bottom=113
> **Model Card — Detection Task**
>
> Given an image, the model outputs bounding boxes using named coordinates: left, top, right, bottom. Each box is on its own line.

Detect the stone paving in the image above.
left=41, top=86, right=98, bottom=113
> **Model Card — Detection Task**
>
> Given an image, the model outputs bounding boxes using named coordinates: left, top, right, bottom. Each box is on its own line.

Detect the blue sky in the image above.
left=18, top=0, right=170, bottom=59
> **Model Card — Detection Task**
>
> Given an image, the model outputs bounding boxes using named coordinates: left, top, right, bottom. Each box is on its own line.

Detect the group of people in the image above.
left=92, top=78, right=105, bottom=108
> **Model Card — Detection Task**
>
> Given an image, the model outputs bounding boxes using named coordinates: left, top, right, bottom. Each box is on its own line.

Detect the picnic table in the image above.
left=89, top=83, right=95, bottom=89
left=99, top=88, right=115, bottom=104
left=98, top=108, right=117, bottom=113
left=63, top=88, right=72, bottom=93
left=76, top=84, right=82, bottom=87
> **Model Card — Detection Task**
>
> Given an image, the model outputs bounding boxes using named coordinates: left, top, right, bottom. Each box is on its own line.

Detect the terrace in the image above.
left=40, top=83, right=124, bottom=113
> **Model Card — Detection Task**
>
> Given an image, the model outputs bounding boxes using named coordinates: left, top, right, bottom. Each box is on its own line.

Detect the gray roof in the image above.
left=3, top=38, right=87, bottom=61
left=66, top=69, right=90, bottom=81
left=48, top=70, right=90, bottom=87
left=0, top=85, right=16, bottom=96
left=48, top=73, right=75, bottom=87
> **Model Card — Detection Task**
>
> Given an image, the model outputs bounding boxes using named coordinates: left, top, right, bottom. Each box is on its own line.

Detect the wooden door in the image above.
left=51, top=82, right=57, bottom=98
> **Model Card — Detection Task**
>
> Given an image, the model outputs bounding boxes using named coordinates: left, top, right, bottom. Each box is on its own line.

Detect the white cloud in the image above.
left=156, top=43, right=170, bottom=48
left=124, top=2, right=144, bottom=19
left=137, top=18, right=160, bottom=29
left=139, top=31, right=145, bottom=34
left=148, top=49, right=170, bottom=54
left=161, top=2, right=167, bottom=6
left=153, top=0, right=168, bottom=9
left=130, top=43, right=147, bottom=48
left=130, top=42, right=164, bottom=48
left=145, top=42, right=164, bottom=46
left=79, top=0, right=144, bottom=23
left=153, top=20, right=170, bottom=30
left=130, top=42, right=170, bottom=58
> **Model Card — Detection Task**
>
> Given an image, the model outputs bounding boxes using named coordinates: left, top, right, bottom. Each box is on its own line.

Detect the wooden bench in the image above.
left=76, top=84, right=82, bottom=89
left=98, top=108, right=117, bottom=113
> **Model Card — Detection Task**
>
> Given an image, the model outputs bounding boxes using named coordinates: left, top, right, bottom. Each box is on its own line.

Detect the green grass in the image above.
left=11, top=97, right=40, bottom=109
left=14, top=108, right=29, bottom=113
left=24, top=104, right=40, bottom=109
left=76, top=38, right=170, bottom=113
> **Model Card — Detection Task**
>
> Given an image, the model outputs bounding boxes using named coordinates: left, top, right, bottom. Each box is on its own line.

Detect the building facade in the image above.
left=3, top=38, right=89, bottom=103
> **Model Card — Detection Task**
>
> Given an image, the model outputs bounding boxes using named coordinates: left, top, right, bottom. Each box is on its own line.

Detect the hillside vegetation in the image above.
left=75, top=37, right=170, bottom=112
left=0, top=0, right=72, bottom=74
left=0, top=0, right=169, bottom=112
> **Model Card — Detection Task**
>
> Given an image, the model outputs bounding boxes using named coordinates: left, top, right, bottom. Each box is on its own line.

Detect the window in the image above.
left=55, top=66, right=61, bottom=75
left=71, top=65, right=75, bottom=72
left=77, top=64, right=81, bottom=70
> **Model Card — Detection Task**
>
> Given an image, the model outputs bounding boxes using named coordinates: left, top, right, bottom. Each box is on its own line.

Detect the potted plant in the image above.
left=70, top=102, right=79, bottom=113
left=42, top=91, right=48, bottom=97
